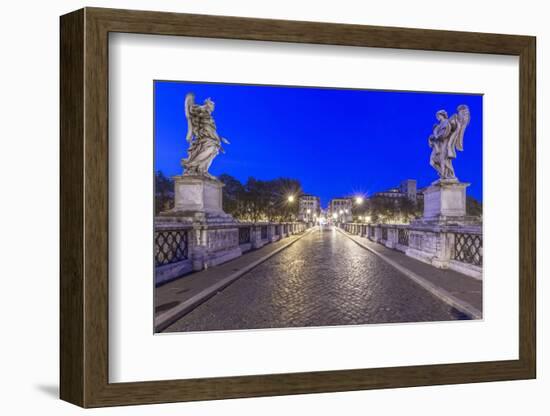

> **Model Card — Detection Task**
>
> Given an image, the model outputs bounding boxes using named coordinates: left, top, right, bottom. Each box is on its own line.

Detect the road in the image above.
left=164, top=227, right=468, bottom=332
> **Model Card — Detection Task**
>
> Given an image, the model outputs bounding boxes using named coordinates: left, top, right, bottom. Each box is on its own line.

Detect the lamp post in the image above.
left=286, top=195, right=295, bottom=222
left=353, top=195, right=365, bottom=223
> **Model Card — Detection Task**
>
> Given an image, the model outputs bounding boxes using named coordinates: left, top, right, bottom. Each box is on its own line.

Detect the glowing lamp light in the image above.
left=287, top=195, right=295, bottom=203
left=332, top=213, right=338, bottom=219
left=355, top=196, right=364, bottom=204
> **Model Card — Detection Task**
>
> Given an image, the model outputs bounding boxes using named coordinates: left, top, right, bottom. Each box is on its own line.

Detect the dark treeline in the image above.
left=352, top=197, right=423, bottom=224
left=466, top=196, right=483, bottom=218
left=219, top=174, right=302, bottom=222
left=155, top=171, right=175, bottom=214
left=352, top=195, right=482, bottom=224
left=155, top=170, right=482, bottom=222
left=154, top=171, right=302, bottom=221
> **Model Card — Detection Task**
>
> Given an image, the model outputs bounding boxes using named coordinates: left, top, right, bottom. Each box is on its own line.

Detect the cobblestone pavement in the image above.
left=165, top=227, right=469, bottom=332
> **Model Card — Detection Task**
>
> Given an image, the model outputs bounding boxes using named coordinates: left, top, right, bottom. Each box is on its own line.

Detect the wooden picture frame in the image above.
left=60, top=7, right=536, bottom=408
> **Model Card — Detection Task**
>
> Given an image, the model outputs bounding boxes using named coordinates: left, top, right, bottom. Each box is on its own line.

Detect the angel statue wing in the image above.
left=184, top=92, right=196, bottom=143
left=449, top=104, right=470, bottom=153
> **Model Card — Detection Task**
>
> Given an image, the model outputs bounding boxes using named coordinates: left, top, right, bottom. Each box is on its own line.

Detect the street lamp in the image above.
left=287, top=195, right=295, bottom=203
left=355, top=196, right=364, bottom=205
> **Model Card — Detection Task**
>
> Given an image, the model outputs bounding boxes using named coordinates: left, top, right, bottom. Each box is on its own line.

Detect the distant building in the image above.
left=329, top=197, right=353, bottom=222
left=299, top=194, right=320, bottom=222
left=400, top=179, right=417, bottom=202
left=372, top=179, right=423, bottom=203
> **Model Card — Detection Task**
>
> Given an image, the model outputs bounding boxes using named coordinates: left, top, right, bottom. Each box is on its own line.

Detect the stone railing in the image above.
left=237, top=221, right=310, bottom=251
left=341, top=222, right=482, bottom=279
left=450, top=230, right=483, bottom=271
left=154, top=222, right=195, bottom=286
left=154, top=227, right=190, bottom=267
left=155, top=221, right=312, bottom=285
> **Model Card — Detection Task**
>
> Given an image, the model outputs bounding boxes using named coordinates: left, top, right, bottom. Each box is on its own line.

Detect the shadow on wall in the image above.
left=34, top=384, right=58, bottom=399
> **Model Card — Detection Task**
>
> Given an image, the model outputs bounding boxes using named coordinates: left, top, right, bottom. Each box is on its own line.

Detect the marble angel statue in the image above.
left=428, top=104, right=471, bottom=180
left=181, top=92, right=230, bottom=178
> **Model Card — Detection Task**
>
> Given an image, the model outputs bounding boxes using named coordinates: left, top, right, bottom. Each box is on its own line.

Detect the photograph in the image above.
left=153, top=80, right=483, bottom=333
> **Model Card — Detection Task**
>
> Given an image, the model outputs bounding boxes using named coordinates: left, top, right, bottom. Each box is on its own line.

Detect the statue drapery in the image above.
left=182, top=92, right=230, bottom=178
left=428, top=105, right=470, bottom=180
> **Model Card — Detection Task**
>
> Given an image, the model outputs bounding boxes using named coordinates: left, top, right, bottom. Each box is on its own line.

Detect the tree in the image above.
left=356, top=194, right=481, bottom=224
left=154, top=171, right=174, bottom=215
left=466, top=196, right=483, bottom=219
left=266, top=177, right=302, bottom=221
left=220, top=175, right=303, bottom=222
left=357, top=196, right=423, bottom=224
left=219, top=174, right=246, bottom=218
left=155, top=170, right=305, bottom=222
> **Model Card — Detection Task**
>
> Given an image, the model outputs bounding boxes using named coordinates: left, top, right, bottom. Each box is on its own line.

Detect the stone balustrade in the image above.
left=155, top=221, right=311, bottom=285
left=341, top=222, right=482, bottom=279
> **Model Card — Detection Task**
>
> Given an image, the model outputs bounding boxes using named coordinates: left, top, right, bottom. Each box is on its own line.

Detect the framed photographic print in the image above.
left=60, top=7, right=536, bottom=408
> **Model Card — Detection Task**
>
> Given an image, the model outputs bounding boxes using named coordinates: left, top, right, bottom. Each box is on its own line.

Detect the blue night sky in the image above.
left=154, top=81, right=483, bottom=207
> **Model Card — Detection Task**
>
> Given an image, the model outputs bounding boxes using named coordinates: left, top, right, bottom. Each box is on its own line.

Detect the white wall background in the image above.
left=0, top=0, right=545, bottom=415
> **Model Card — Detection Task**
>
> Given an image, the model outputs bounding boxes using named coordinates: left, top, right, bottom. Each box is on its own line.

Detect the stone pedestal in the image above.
left=422, top=179, right=469, bottom=223
left=156, top=174, right=240, bottom=275
left=406, top=179, right=482, bottom=278
left=159, top=175, right=234, bottom=223
left=173, top=175, right=224, bottom=215
left=404, top=178, right=482, bottom=278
